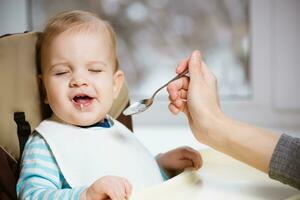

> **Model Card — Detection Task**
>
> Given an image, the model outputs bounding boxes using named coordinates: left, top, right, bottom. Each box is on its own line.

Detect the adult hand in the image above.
left=167, top=50, right=223, bottom=142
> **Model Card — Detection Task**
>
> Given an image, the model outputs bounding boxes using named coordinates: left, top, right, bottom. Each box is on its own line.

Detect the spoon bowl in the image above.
left=123, top=68, right=188, bottom=116
left=122, top=99, right=153, bottom=116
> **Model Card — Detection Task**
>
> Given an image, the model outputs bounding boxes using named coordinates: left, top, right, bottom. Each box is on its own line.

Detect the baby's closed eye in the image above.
left=54, top=71, right=70, bottom=76
left=88, top=68, right=103, bottom=73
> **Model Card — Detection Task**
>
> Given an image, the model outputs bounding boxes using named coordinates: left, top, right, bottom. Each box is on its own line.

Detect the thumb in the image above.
left=188, top=50, right=203, bottom=84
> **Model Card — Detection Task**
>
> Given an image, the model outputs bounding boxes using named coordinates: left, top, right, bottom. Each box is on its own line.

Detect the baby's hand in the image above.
left=82, top=176, right=132, bottom=200
left=157, top=146, right=202, bottom=178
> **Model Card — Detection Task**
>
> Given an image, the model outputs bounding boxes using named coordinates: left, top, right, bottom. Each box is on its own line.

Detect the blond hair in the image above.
left=37, top=10, right=119, bottom=73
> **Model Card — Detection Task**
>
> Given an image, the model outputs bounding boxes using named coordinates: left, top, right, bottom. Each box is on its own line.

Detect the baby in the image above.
left=17, top=10, right=202, bottom=200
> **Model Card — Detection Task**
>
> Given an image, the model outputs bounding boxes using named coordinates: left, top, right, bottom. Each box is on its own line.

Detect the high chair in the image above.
left=0, top=32, right=132, bottom=200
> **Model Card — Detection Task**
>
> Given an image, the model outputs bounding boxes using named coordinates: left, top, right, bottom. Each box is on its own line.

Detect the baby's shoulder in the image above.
left=28, top=131, right=45, bottom=142
left=24, top=131, right=49, bottom=151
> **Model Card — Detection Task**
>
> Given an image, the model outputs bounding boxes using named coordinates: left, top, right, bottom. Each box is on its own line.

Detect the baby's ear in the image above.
left=38, top=74, right=48, bottom=104
left=113, top=70, right=125, bottom=99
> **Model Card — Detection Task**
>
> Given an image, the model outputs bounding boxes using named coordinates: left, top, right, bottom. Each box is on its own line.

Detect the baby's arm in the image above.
left=17, top=134, right=86, bottom=199
left=156, top=146, right=202, bottom=178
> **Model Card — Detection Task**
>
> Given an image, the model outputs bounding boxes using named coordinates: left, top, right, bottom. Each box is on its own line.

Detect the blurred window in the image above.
left=30, top=0, right=250, bottom=100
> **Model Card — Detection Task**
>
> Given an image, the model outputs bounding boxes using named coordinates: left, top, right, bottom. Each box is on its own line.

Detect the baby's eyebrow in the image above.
left=87, top=60, right=107, bottom=67
left=50, top=62, right=69, bottom=69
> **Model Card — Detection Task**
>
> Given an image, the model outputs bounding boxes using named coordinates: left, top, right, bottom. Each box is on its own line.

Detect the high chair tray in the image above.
left=130, top=149, right=300, bottom=200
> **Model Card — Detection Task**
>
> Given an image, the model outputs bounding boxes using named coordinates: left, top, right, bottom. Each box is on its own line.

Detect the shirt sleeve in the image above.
left=17, top=133, right=86, bottom=200
left=268, top=134, right=300, bottom=190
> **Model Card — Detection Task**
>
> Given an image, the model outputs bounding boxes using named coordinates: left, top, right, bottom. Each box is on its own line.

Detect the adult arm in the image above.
left=167, top=51, right=299, bottom=189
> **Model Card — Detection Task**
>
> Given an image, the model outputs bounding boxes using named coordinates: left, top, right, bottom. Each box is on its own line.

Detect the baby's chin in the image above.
left=70, top=116, right=105, bottom=126
left=53, top=113, right=106, bottom=126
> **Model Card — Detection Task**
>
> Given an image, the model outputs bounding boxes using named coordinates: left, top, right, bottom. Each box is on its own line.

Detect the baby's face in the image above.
left=41, top=29, right=124, bottom=126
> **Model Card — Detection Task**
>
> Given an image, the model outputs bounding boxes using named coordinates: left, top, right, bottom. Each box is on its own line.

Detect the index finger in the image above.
left=176, top=58, right=189, bottom=74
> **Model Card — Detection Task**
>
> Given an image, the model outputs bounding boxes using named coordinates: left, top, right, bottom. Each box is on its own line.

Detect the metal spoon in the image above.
left=123, top=68, right=189, bottom=116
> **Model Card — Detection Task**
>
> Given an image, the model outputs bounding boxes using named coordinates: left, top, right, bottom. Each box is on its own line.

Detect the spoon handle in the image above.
left=151, top=68, right=189, bottom=99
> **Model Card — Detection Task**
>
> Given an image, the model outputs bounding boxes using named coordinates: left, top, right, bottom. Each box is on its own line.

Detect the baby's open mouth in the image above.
left=72, top=95, right=94, bottom=106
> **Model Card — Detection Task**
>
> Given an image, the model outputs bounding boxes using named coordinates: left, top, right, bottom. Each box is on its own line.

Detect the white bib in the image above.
left=35, top=117, right=163, bottom=191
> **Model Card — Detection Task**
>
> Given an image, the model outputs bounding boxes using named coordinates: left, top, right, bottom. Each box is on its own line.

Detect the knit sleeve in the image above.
left=268, top=134, right=300, bottom=190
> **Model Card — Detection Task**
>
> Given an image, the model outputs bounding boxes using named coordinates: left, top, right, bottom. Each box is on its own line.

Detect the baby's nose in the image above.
left=69, top=75, right=88, bottom=87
